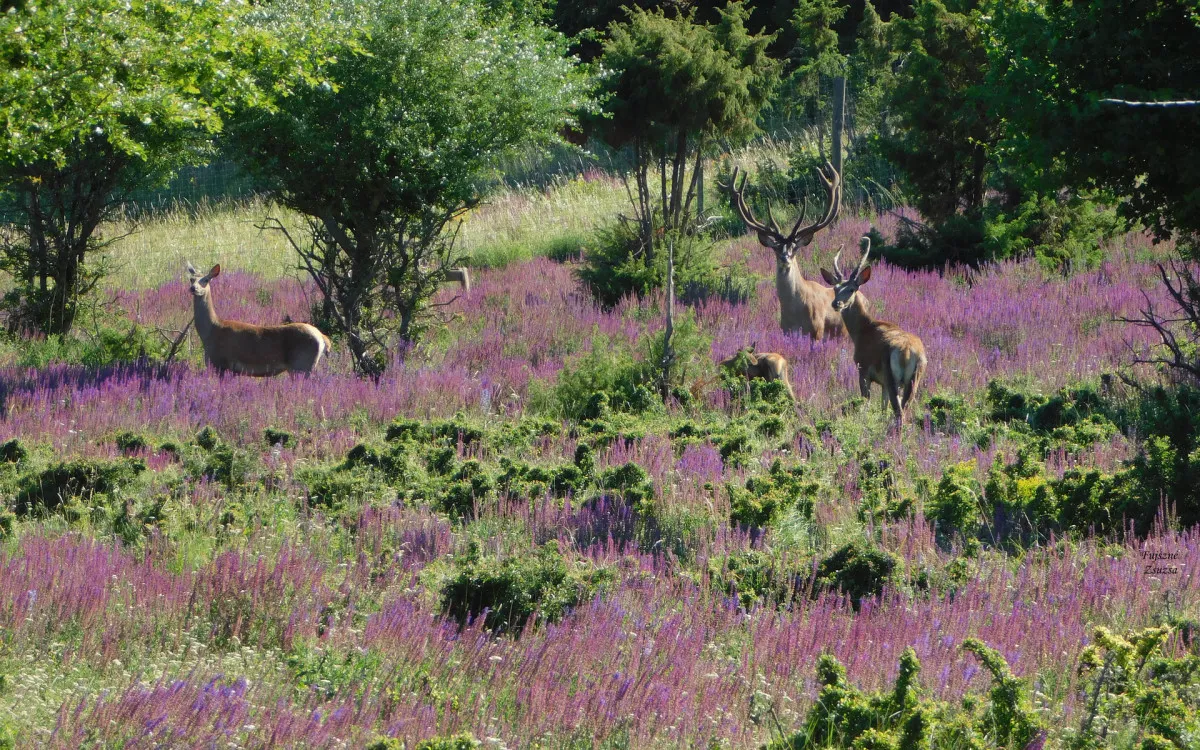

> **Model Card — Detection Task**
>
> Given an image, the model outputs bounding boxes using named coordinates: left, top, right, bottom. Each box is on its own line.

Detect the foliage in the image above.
left=727, top=459, right=817, bottom=529
left=14, top=457, right=146, bottom=516
left=582, top=2, right=777, bottom=302
left=987, top=0, right=1200, bottom=245
left=1065, top=624, right=1200, bottom=749
left=549, top=320, right=713, bottom=420
left=814, top=541, right=900, bottom=608
left=768, top=641, right=1043, bottom=749
left=578, top=221, right=753, bottom=308
left=9, top=319, right=172, bottom=369
left=877, top=0, right=1121, bottom=270
left=228, top=0, right=591, bottom=375
left=0, top=0, right=332, bottom=333
left=439, top=541, right=613, bottom=633
left=961, top=639, right=1044, bottom=747
left=928, top=459, right=981, bottom=541
left=710, top=548, right=802, bottom=610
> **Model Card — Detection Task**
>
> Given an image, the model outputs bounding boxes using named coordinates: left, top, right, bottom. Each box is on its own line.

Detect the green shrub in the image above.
left=710, top=549, right=803, bottom=610
left=727, top=460, right=816, bottom=529
left=12, top=320, right=171, bottom=369
left=814, top=541, right=901, bottom=609
left=598, top=461, right=654, bottom=507
left=385, top=418, right=423, bottom=443
left=439, top=541, right=612, bottom=633
left=765, top=649, right=928, bottom=750
left=767, top=640, right=1047, bottom=749
left=195, top=426, right=220, bottom=451
left=578, top=219, right=751, bottom=308
left=928, top=460, right=982, bottom=540
left=14, top=457, right=146, bottom=516
left=984, top=448, right=1058, bottom=540
left=962, top=639, right=1044, bottom=748
left=0, top=439, right=27, bottom=463
left=296, top=464, right=388, bottom=510
left=113, top=431, right=149, bottom=453
left=264, top=427, right=296, bottom=448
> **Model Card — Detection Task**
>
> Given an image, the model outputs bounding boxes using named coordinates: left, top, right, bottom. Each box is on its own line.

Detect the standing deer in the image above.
left=719, top=345, right=797, bottom=401
left=187, top=263, right=332, bottom=376
left=724, top=162, right=864, bottom=339
left=819, top=239, right=926, bottom=424
left=443, top=267, right=470, bottom=293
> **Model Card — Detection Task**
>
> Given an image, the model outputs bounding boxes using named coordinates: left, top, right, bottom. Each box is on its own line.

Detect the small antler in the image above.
left=855, top=236, right=872, bottom=275
left=832, top=244, right=846, bottom=281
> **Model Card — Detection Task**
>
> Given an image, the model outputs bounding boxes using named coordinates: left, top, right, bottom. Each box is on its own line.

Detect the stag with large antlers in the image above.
left=187, top=263, right=332, bottom=376
left=820, top=239, right=926, bottom=424
left=723, top=163, right=863, bottom=339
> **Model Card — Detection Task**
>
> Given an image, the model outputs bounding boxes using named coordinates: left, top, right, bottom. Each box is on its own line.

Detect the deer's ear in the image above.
left=858, top=266, right=872, bottom=284
left=209, top=264, right=221, bottom=279
left=820, top=268, right=837, bottom=285
left=186, top=261, right=197, bottom=277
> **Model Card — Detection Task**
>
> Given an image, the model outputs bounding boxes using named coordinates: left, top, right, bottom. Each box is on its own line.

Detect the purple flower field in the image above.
left=0, top=216, right=1196, bottom=747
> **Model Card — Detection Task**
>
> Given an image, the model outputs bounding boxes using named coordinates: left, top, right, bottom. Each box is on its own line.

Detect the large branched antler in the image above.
left=721, top=163, right=843, bottom=250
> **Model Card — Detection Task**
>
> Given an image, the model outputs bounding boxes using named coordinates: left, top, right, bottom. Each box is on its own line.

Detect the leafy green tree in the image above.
left=881, top=0, right=994, bottom=226
left=229, top=0, right=591, bottom=376
left=581, top=2, right=777, bottom=304
left=0, top=0, right=331, bottom=334
left=988, top=0, right=1200, bottom=246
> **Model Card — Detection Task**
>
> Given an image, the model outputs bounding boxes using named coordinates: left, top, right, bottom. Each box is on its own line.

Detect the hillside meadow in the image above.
left=0, top=175, right=1198, bottom=748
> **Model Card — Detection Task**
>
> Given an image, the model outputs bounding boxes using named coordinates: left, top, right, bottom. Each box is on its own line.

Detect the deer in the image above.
left=723, top=162, right=865, bottom=339
left=819, top=238, right=926, bottom=425
left=718, top=345, right=797, bottom=401
left=442, top=267, right=470, bottom=293
left=187, top=263, right=332, bottom=376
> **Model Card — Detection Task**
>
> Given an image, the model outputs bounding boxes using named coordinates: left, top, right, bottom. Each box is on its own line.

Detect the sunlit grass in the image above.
left=100, top=170, right=634, bottom=289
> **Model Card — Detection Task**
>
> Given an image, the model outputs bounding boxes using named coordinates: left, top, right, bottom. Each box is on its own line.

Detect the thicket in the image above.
left=925, top=379, right=1200, bottom=543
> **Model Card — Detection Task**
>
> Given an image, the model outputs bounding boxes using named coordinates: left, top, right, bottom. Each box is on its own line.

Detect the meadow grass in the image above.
left=101, top=170, right=633, bottom=289
left=2, top=152, right=1198, bottom=748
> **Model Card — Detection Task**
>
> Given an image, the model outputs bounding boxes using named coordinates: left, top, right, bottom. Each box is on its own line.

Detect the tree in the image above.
left=580, top=2, right=778, bottom=305
left=0, top=0, right=331, bottom=334
left=988, top=0, right=1200, bottom=246
left=881, top=0, right=994, bottom=226
left=228, top=0, right=591, bottom=376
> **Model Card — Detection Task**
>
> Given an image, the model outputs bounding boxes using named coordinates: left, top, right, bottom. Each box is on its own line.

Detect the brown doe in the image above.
left=187, top=263, right=332, bottom=376
left=819, top=239, right=926, bottom=424
left=443, top=267, right=471, bottom=293
left=723, top=162, right=864, bottom=339
left=719, top=346, right=797, bottom=401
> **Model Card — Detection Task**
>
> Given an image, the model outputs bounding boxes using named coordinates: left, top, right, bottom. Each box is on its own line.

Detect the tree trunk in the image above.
left=660, top=233, right=675, bottom=401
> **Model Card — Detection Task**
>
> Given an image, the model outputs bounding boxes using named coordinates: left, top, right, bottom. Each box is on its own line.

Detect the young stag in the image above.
left=719, top=346, right=797, bottom=401
left=187, top=263, right=332, bottom=376
left=820, top=240, right=926, bottom=424
left=723, top=162, right=864, bottom=339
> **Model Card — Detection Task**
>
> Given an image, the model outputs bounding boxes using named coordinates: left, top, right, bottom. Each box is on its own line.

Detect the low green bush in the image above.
left=814, top=541, right=901, bottom=609
left=15, top=457, right=146, bottom=516
left=439, top=541, right=612, bottom=633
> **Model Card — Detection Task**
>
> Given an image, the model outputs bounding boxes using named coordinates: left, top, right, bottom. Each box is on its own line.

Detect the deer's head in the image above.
left=820, top=237, right=873, bottom=311
left=722, top=163, right=842, bottom=270
left=187, top=262, right=221, bottom=297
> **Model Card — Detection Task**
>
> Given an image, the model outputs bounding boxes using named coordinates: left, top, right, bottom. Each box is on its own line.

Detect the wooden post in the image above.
left=832, top=75, right=846, bottom=177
